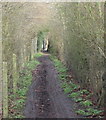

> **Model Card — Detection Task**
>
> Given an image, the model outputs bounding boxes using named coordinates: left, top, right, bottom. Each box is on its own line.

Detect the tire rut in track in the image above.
left=35, top=64, right=55, bottom=118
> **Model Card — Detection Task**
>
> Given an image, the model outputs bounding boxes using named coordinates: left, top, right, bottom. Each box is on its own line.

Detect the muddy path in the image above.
left=24, top=54, right=79, bottom=118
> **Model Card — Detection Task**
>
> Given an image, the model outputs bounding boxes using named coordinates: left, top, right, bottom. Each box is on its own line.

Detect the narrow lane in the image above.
left=24, top=54, right=79, bottom=118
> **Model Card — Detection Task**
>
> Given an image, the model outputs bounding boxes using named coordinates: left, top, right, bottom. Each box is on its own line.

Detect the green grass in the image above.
left=69, top=82, right=79, bottom=90
left=49, top=55, right=67, bottom=81
left=50, top=56, right=66, bottom=70
left=34, top=52, right=43, bottom=58
left=79, top=89, right=90, bottom=95
left=68, top=92, right=80, bottom=98
left=86, top=108, right=103, bottom=115
left=80, top=100, right=93, bottom=107
left=61, top=82, right=68, bottom=88
left=8, top=53, right=42, bottom=118
left=76, top=109, right=91, bottom=116
left=76, top=108, right=103, bottom=116
left=73, top=97, right=83, bottom=102
left=64, top=87, right=73, bottom=94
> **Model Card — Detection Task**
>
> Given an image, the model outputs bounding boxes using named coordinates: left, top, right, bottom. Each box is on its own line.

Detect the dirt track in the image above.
left=24, top=54, right=79, bottom=118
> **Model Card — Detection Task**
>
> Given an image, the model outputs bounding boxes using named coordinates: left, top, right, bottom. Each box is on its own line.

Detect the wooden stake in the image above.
left=13, top=54, right=18, bottom=95
left=3, top=62, right=8, bottom=118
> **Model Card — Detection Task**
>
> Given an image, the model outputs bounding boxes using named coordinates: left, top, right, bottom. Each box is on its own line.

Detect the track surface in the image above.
left=24, top=54, right=79, bottom=118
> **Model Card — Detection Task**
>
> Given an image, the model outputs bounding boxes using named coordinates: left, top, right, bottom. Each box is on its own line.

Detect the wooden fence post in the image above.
left=20, top=49, right=24, bottom=69
left=34, top=37, right=37, bottom=54
left=0, top=3, right=2, bottom=119
left=3, top=62, right=8, bottom=118
left=13, top=54, right=18, bottom=95
left=31, top=39, right=34, bottom=60
left=24, top=45, right=27, bottom=63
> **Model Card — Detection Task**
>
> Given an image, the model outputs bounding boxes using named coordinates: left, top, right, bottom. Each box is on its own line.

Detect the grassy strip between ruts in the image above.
left=49, top=55, right=104, bottom=118
left=8, top=53, right=43, bottom=118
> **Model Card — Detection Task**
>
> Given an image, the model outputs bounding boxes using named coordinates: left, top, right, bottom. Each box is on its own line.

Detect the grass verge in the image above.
left=8, top=53, right=42, bottom=118
left=49, top=55, right=104, bottom=118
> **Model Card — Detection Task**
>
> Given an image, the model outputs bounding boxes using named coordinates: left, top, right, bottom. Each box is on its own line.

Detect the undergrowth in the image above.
left=34, top=52, right=43, bottom=58
left=8, top=53, right=42, bottom=118
left=50, top=55, right=104, bottom=118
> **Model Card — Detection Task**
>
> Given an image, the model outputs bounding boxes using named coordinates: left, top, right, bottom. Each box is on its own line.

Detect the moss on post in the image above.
left=3, top=62, right=8, bottom=118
